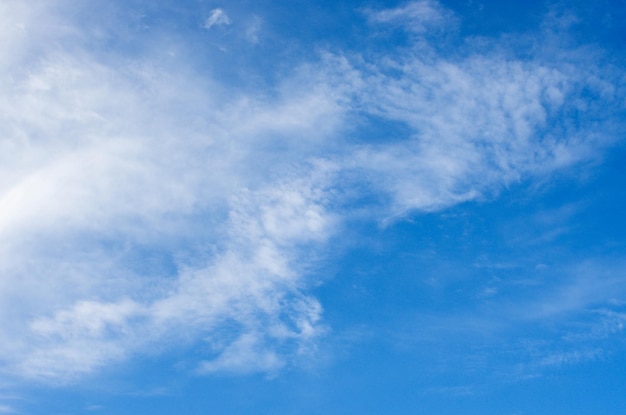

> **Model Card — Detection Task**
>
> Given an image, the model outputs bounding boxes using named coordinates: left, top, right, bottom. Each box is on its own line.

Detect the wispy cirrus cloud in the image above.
left=364, top=0, right=456, bottom=34
left=384, top=257, right=626, bottom=383
left=203, top=8, right=231, bottom=29
left=0, top=0, right=623, bottom=385
left=0, top=1, right=342, bottom=381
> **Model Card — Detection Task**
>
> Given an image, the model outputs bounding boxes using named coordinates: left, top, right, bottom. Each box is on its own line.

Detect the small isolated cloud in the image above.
left=539, top=349, right=603, bottom=367
left=197, top=333, right=285, bottom=375
left=245, top=16, right=262, bottom=44
left=366, top=0, right=455, bottom=33
left=203, top=8, right=231, bottom=29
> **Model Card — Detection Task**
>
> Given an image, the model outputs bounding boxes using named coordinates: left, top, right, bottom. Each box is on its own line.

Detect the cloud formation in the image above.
left=365, top=0, right=455, bottom=33
left=0, top=0, right=623, bottom=383
left=204, top=8, right=231, bottom=29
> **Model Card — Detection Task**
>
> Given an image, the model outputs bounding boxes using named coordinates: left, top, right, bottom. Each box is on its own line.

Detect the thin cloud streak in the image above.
left=365, top=0, right=456, bottom=34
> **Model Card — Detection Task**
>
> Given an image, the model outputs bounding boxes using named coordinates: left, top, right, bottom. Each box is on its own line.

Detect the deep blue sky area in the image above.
left=0, top=1, right=625, bottom=414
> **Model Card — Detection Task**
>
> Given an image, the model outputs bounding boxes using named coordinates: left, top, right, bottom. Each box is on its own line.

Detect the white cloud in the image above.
left=0, top=0, right=622, bottom=383
left=198, top=332, right=284, bottom=374
left=539, top=349, right=603, bottom=367
left=365, top=0, right=456, bottom=33
left=330, top=44, right=616, bottom=217
left=203, top=8, right=231, bottom=29
left=0, top=2, right=340, bottom=380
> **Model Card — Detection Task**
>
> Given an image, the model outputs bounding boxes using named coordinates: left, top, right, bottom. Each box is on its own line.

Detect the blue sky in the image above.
left=1, top=0, right=625, bottom=413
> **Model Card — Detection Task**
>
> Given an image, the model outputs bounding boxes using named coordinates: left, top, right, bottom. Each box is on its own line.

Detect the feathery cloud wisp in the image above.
left=0, top=0, right=623, bottom=383
left=204, top=8, right=231, bottom=29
